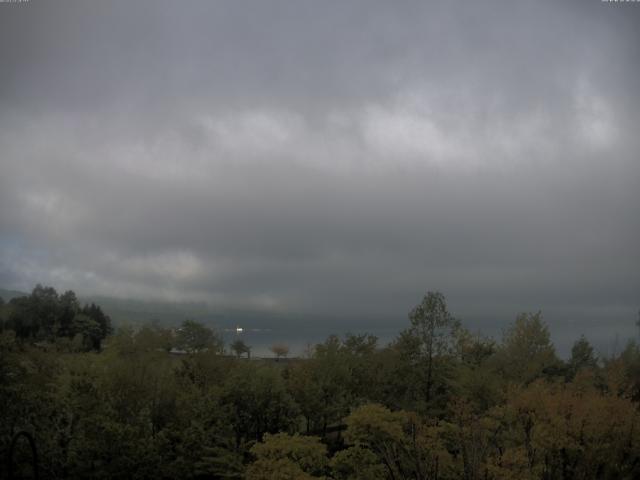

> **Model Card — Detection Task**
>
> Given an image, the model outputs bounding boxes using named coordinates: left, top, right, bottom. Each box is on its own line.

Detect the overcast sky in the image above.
left=0, top=0, right=638, bottom=342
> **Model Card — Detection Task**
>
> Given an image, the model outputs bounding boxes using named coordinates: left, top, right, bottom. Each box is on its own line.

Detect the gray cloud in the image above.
left=1, top=0, right=639, bottom=349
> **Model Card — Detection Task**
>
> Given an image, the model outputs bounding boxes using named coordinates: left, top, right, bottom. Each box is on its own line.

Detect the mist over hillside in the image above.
left=2, top=286, right=635, bottom=358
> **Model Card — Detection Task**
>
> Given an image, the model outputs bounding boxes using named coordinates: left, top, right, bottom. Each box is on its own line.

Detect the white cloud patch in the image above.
left=357, top=93, right=563, bottom=171
left=574, top=80, right=617, bottom=150
left=115, top=250, right=205, bottom=282
left=20, top=189, right=88, bottom=236
left=361, top=104, right=471, bottom=162
left=105, top=133, right=205, bottom=181
left=200, top=110, right=303, bottom=158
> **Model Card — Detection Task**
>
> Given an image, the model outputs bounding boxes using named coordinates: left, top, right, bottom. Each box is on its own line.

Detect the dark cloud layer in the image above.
left=1, top=0, right=639, bottom=349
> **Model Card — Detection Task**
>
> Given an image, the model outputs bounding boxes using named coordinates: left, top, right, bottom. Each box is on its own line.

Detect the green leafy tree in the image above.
left=312, top=335, right=354, bottom=435
left=340, top=333, right=382, bottom=403
left=71, top=313, right=102, bottom=351
left=487, top=380, right=640, bottom=479
left=0, top=297, right=9, bottom=332
left=568, top=335, right=598, bottom=379
left=3, top=286, right=111, bottom=350
left=341, top=404, right=446, bottom=480
left=134, top=324, right=174, bottom=353
left=331, top=446, right=386, bottom=480
left=341, top=333, right=378, bottom=356
left=222, top=364, right=298, bottom=447
left=605, top=340, right=640, bottom=401
left=495, top=312, right=559, bottom=384
left=7, top=285, right=59, bottom=339
left=286, top=360, right=324, bottom=434
left=57, top=290, right=80, bottom=338
left=81, top=303, right=112, bottom=343
left=395, top=291, right=459, bottom=413
left=230, top=338, right=251, bottom=358
left=176, top=319, right=223, bottom=353
left=452, top=327, right=502, bottom=411
left=246, top=433, right=328, bottom=480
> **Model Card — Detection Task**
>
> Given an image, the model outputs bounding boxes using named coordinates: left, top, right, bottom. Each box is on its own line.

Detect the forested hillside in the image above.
left=1, top=287, right=639, bottom=479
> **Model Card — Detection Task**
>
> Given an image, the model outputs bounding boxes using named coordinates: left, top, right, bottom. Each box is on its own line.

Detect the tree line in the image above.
left=0, top=285, right=112, bottom=352
left=0, top=287, right=639, bottom=479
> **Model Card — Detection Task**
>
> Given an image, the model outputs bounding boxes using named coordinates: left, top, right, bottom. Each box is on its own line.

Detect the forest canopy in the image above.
left=1, top=287, right=639, bottom=479
left=0, top=284, right=112, bottom=352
